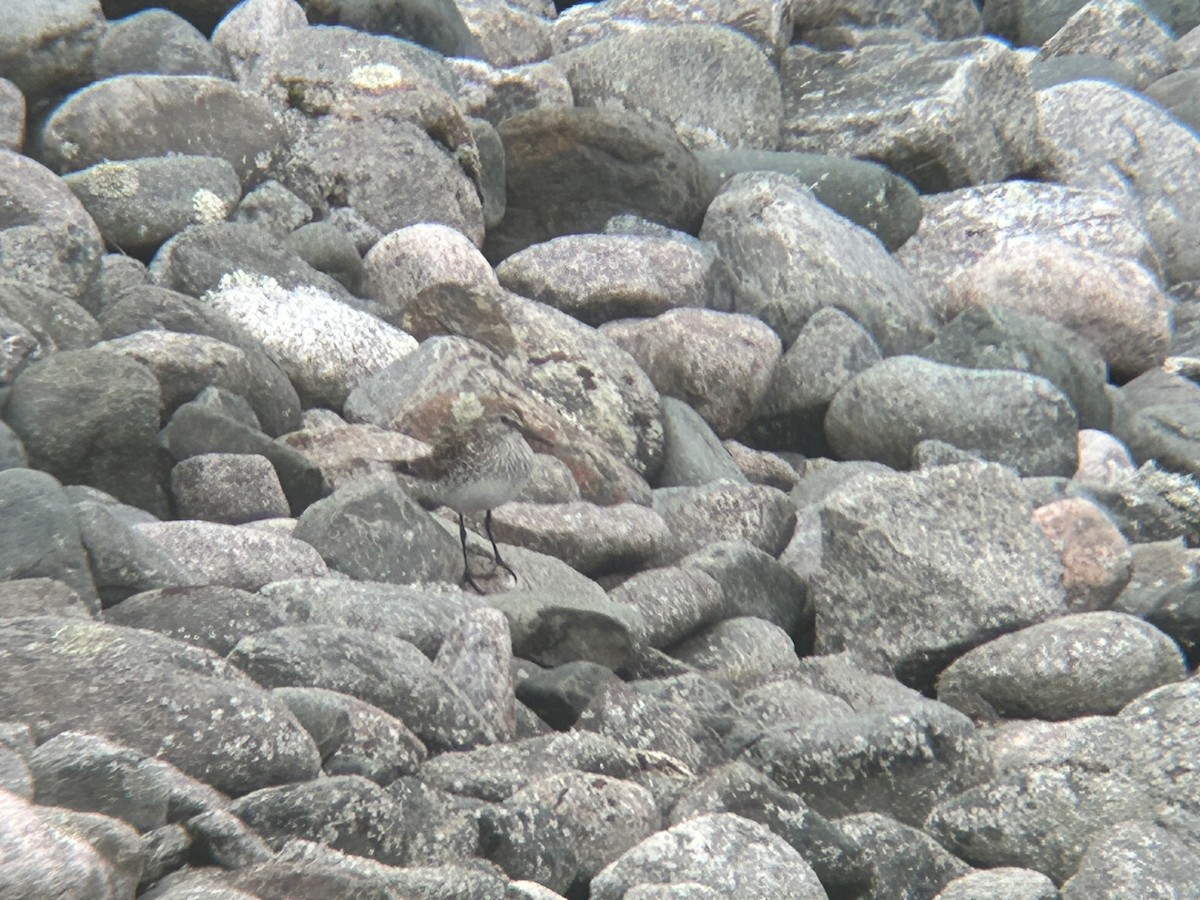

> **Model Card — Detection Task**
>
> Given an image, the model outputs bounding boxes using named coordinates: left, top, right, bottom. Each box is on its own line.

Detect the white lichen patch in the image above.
left=349, top=63, right=406, bottom=92
left=206, top=273, right=417, bottom=408
left=191, top=188, right=231, bottom=224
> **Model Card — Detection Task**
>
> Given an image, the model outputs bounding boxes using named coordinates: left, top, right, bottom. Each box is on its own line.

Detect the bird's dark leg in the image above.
left=459, top=512, right=483, bottom=592
left=485, top=509, right=517, bottom=580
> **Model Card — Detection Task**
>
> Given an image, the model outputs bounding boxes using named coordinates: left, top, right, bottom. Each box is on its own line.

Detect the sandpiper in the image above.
left=399, top=407, right=535, bottom=591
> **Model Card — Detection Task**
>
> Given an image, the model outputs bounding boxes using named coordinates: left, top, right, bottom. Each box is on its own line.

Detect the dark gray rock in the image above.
left=0, top=280, right=100, bottom=356
left=1111, top=368, right=1200, bottom=483
left=836, top=812, right=972, bottom=899
left=919, top=305, right=1111, bottom=431
left=4, top=349, right=165, bottom=516
left=782, top=38, right=1038, bottom=192
left=607, top=563, right=727, bottom=650
left=1060, top=820, right=1200, bottom=899
left=486, top=106, right=709, bottom=262
left=37, top=806, right=145, bottom=900
left=514, top=660, right=619, bottom=730
left=230, top=775, right=408, bottom=863
left=281, top=114, right=485, bottom=247
left=496, top=233, right=724, bottom=327
left=480, top=770, right=660, bottom=895
left=812, top=463, right=1068, bottom=688
left=94, top=9, right=230, bottom=79
left=744, top=307, right=882, bottom=455
left=577, top=681, right=713, bottom=774
left=590, top=813, right=828, bottom=900
left=294, top=473, right=462, bottom=586
left=384, top=776, right=488, bottom=865
left=104, top=585, right=290, bottom=656
left=695, top=149, right=921, bottom=252
left=232, top=179, right=313, bottom=238
left=683, top=542, right=812, bottom=646
left=0, top=0, right=104, bottom=104
left=492, top=501, right=667, bottom=577
left=652, top=481, right=796, bottom=564
left=258, top=577, right=486, bottom=659
left=926, top=764, right=1157, bottom=883
left=40, top=75, right=286, bottom=187
left=0, top=617, right=320, bottom=796
left=293, top=0, right=482, bottom=63
left=670, top=616, right=798, bottom=689
left=161, top=397, right=326, bottom=515
left=0, top=151, right=106, bottom=304
left=557, top=25, right=782, bottom=152
left=699, top=171, right=934, bottom=353
left=1144, top=580, right=1200, bottom=667
left=97, top=284, right=302, bottom=437
left=65, top=156, right=241, bottom=256
left=1030, top=51, right=1140, bottom=89
left=826, top=356, right=1079, bottom=477
left=937, top=612, right=1186, bottom=721
left=491, top=589, right=645, bottom=669
left=149, top=222, right=357, bottom=304
left=747, top=696, right=987, bottom=827
left=70, top=491, right=190, bottom=605
left=0, top=77, right=21, bottom=151
left=286, top=222, right=364, bottom=295
left=30, top=731, right=171, bottom=831
left=657, top=397, right=746, bottom=489
left=132, top=520, right=327, bottom=591
left=228, top=625, right=496, bottom=750
left=277, top=687, right=427, bottom=785
left=0, top=469, right=98, bottom=608
left=99, top=330, right=275, bottom=425
left=185, top=808, right=273, bottom=871
left=1146, top=69, right=1200, bottom=137
left=0, top=420, right=28, bottom=470
left=170, top=452, right=291, bottom=524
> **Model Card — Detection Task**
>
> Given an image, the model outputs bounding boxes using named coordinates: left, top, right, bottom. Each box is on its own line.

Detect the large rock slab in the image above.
left=5, top=348, right=168, bottom=516
left=781, top=37, right=1039, bottom=192
left=699, top=171, right=933, bottom=352
left=557, top=25, right=782, bottom=151
left=896, top=180, right=1162, bottom=314
left=825, top=356, right=1079, bottom=477
left=496, top=232, right=727, bottom=326
left=1037, top=79, right=1200, bottom=285
left=39, top=75, right=286, bottom=187
left=936, top=612, right=1186, bottom=721
left=695, top=148, right=923, bottom=252
left=0, top=151, right=105, bottom=304
left=811, top=463, right=1069, bottom=688
left=485, top=106, right=709, bottom=262
left=0, top=617, right=320, bottom=796
left=939, top=237, right=1173, bottom=380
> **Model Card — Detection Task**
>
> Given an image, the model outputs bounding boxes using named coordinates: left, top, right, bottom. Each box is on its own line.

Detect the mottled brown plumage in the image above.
left=401, top=410, right=534, bottom=591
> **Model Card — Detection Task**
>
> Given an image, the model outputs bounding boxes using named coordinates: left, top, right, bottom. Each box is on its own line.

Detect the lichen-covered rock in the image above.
left=826, top=356, right=1080, bottom=477
left=699, top=171, right=933, bottom=352
left=812, top=463, right=1069, bottom=687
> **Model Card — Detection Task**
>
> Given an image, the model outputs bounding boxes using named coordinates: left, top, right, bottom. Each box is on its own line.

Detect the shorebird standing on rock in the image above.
left=397, top=406, right=535, bottom=592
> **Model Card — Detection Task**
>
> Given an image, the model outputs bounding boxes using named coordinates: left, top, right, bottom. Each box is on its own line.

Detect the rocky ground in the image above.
left=1, top=0, right=1200, bottom=897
